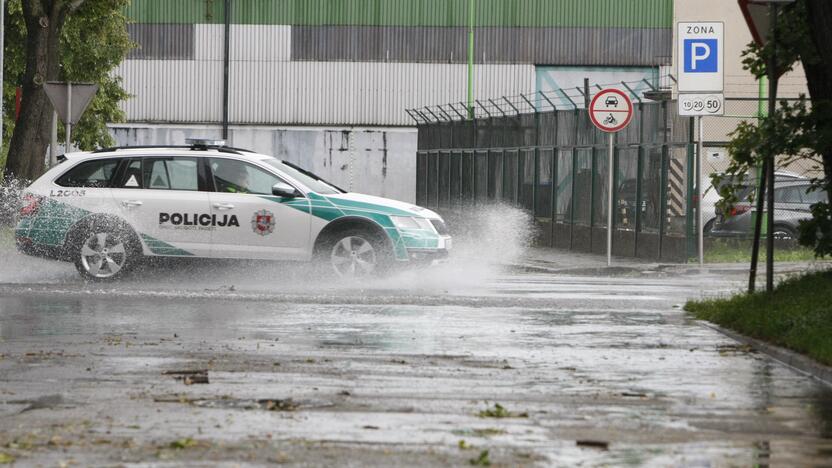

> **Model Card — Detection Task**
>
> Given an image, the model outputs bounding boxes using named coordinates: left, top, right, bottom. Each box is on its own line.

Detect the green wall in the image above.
left=125, top=0, right=672, bottom=28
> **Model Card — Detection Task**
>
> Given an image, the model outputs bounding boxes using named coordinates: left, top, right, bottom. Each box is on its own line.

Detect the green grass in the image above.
left=685, top=270, right=832, bottom=366
left=703, top=239, right=815, bottom=263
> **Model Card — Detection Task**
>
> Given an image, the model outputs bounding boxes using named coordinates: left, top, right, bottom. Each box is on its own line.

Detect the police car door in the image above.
left=207, top=158, right=310, bottom=260
left=110, top=156, right=213, bottom=257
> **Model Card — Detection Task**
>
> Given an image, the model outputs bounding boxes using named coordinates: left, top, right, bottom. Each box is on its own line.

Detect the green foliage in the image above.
left=685, top=270, right=832, bottom=366
left=469, top=450, right=491, bottom=466
left=703, top=239, right=815, bottom=263
left=2, top=0, right=133, bottom=154
left=720, top=0, right=832, bottom=257
left=477, top=402, right=527, bottom=419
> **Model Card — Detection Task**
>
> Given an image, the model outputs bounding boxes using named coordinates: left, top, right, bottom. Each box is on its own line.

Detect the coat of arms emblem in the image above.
left=251, top=209, right=275, bottom=236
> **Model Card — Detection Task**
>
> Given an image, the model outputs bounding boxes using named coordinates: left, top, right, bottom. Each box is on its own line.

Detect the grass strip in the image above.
left=703, top=239, right=815, bottom=263
left=685, top=270, right=832, bottom=366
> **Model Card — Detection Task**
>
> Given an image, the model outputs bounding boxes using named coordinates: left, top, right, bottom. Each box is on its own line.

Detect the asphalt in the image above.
left=0, top=242, right=831, bottom=466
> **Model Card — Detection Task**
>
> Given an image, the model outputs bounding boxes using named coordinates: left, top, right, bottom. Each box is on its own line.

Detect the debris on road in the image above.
left=162, top=370, right=209, bottom=385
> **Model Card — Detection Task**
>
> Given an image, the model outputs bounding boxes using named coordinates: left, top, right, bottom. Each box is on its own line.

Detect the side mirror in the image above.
left=272, top=182, right=300, bottom=198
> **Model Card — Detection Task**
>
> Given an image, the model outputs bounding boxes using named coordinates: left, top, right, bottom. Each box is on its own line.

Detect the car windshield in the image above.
left=262, top=159, right=344, bottom=195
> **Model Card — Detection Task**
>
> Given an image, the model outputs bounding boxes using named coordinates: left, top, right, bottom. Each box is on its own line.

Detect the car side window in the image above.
left=803, top=187, right=827, bottom=204
left=775, top=186, right=803, bottom=204
left=210, top=158, right=288, bottom=195
left=55, top=159, right=119, bottom=188
left=117, top=159, right=143, bottom=188
left=143, top=158, right=198, bottom=191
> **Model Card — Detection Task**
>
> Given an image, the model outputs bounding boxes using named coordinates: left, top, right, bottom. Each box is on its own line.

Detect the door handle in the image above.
left=122, top=200, right=143, bottom=207
left=213, top=203, right=235, bottom=210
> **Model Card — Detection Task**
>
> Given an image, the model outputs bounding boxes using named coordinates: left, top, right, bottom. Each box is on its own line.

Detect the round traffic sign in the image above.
left=588, top=88, right=634, bottom=133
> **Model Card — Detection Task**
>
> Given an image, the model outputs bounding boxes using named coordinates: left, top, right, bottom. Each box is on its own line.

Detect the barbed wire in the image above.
left=406, top=75, right=676, bottom=124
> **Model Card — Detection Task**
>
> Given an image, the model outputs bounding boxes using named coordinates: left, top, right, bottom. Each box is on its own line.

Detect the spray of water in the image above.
left=368, top=203, right=534, bottom=292
left=0, top=176, right=534, bottom=294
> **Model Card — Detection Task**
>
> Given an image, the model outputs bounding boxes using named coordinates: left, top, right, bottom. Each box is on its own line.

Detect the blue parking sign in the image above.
left=684, top=39, right=718, bottom=73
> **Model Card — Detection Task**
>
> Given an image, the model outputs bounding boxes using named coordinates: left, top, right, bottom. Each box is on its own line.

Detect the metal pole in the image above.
left=222, top=0, right=231, bottom=139
left=583, top=78, right=590, bottom=108
left=607, top=132, right=614, bottom=266
left=766, top=2, right=779, bottom=292
left=50, top=111, right=57, bottom=166
left=467, top=0, right=475, bottom=119
left=66, top=82, right=72, bottom=152
left=697, top=115, right=704, bottom=265
left=748, top=148, right=768, bottom=293
left=0, top=0, right=4, bottom=155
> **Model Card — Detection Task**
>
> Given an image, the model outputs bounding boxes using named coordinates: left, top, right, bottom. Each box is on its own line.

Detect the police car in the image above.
left=15, top=139, right=451, bottom=281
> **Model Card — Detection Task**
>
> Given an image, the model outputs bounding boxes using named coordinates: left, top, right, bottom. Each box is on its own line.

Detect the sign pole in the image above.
left=50, top=112, right=58, bottom=167
left=607, top=131, right=614, bottom=266
left=588, top=88, right=634, bottom=268
left=697, top=115, right=704, bottom=265
left=66, top=82, right=72, bottom=152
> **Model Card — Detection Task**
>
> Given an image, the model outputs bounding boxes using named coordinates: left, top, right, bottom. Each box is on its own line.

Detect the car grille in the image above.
left=430, top=219, right=449, bottom=235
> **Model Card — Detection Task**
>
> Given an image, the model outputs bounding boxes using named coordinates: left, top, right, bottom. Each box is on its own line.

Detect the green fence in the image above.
left=415, top=99, right=696, bottom=262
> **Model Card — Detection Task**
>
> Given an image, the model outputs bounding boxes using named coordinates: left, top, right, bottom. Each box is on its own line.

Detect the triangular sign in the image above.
left=43, top=82, right=99, bottom=125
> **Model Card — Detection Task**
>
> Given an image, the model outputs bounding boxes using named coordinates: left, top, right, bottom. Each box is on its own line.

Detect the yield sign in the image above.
left=738, top=0, right=794, bottom=47
left=43, top=82, right=99, bottom=125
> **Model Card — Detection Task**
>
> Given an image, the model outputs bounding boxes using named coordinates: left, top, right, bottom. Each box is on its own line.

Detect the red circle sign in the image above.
left=588, top=88, right=634, bottom=133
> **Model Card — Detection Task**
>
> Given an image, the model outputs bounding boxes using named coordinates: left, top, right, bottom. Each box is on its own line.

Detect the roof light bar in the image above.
left=186, top=138, right=226, bottom=147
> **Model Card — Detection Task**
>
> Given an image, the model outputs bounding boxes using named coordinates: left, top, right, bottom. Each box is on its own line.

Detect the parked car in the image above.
left=710, top=180, right=826, bottom=240
left=15, top=139, right=452, bottom=281
left=701, top=170, right=807, bottom=234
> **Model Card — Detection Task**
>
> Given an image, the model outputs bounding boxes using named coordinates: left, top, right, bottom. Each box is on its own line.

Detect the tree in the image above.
left=2, top=0, right=132, bottom=181
left=719, top=0, right=832, bottom=257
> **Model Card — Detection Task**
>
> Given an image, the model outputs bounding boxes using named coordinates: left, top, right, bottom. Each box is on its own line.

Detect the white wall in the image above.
left=108, top=124, right=418, bottom=203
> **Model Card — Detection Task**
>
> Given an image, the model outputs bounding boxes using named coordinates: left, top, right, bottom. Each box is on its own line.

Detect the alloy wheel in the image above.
left=79, top=232, right=127, bottom=279
left=330, top=236, right=377, bottom=278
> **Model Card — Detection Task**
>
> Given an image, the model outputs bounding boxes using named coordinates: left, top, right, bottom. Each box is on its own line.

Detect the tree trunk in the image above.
left=3, top=2, right=67, bottom=181
left=805, top=0, right=832, bottom=204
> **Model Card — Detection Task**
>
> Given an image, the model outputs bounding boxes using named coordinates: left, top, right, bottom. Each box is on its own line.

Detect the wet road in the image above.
left=1, top=250, right=831, bottom=466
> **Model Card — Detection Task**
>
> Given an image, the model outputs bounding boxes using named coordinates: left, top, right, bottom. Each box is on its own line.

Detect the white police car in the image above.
left=15, top=139, right=451, bottom=280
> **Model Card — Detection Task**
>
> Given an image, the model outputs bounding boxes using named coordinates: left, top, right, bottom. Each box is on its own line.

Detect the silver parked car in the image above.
left=710, top=180, right=827, bottom=240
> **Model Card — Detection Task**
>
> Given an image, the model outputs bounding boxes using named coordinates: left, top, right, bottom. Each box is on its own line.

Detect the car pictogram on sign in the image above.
left=588, top=89, right=633, bottom=133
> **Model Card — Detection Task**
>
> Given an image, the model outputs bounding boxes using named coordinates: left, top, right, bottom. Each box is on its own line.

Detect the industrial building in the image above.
left=112, top=0, right=675, bottom=202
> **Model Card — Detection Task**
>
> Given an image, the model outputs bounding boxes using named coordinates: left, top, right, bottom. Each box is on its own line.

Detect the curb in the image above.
left=698, top=321, right=832, bottom=388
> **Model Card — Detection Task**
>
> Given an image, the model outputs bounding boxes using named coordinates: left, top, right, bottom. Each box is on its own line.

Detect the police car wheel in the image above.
left=326, top=229, right=389, bottom=278
left=71, top=224, right=139, bottom=281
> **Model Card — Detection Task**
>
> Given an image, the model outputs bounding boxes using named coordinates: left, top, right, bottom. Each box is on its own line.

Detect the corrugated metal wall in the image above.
left=125, top=0, right=672, bottom=28
left=291, top=26, right=670, bottom=65
left=117, top=0, right=672, bottom=126
left=116, top=60, right=535, bottom=125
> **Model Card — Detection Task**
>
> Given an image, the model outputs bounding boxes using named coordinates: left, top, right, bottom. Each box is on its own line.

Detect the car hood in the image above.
left=322, top=192, right=442, bottom=219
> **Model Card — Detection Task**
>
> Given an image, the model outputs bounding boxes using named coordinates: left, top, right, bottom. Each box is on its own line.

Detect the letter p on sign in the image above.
left=684, top=39, right=718, bottom=73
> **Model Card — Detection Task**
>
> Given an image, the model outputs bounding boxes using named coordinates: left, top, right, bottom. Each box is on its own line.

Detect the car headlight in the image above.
left=391, top=216, right=434, bottom=231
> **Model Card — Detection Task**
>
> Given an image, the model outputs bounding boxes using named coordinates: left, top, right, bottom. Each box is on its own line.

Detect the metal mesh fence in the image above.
left=416, top=100, right=695, bottom=262
left=701, top=98, right=821, bottom=256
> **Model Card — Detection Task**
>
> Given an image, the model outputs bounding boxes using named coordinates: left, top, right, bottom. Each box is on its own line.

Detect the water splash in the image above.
left=0, top=194, right=534, bottom=293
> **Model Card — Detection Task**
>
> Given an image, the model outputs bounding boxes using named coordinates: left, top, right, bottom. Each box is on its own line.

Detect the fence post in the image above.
left=659, top=146, right=668, bottom=259
left=551, top=148, right=558, bottom=247
left=685, top=117, right=696, bottom=260
left=569, top=149, right=577, bottom=249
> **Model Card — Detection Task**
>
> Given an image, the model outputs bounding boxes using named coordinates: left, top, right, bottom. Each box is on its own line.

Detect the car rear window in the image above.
left=55, top=159, right=119, bottom=188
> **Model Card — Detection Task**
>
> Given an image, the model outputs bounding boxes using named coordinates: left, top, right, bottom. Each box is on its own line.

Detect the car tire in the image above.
left=703, top=219, right=715, bottom=235
left=69, top=219, right=142, bottom=281
left=318, top=227, right=392, bottom=279
left=772, top=224, right=797, bottom=241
